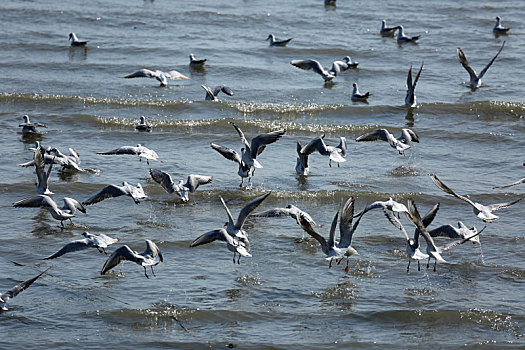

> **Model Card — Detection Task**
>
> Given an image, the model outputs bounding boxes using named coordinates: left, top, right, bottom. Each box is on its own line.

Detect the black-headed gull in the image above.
left=69, top=33, right=87, bottom=46
left=457, top=41, right=505, bottom=88
left=44, top=232, right=118, bottom=259
left=493, top=16, right=510, bottom=34
left=123, top=68, right=190, bottom=87
left=405, top=63, right=423, bottom=107
left=19, top=115, right=46, bottom=134
left=83, top=182, right=147, bottom=205
left=136, top=116, right=152, bottom=132
left=13, top=195, right=86, bottom=228
left=351, top=83, right=370, bottom=102
left=355, top=128, right=419, bottom=155
left=101, top=240, right=163, bottom=278
left=299, top=135, right=346, bottom=168
left=1, top=268, right=50, bottom=311
left=149, top=169, right=212, bottom=202
left=189, top=53, right=206, bottom=67
left=380, top=20, right=398, bottom=36
left=290, top=59, right=349, bottom=82
left=253, top=204, right=318, bottom=227
left=201, top=85, right=234, bottom=101
left=97, top=144, right=160, bottom=164
left=396, top=25, right=420, bottom=43
left=266, top=34, right=292, bottom=47
left=210, top=143, right=252, bottom=187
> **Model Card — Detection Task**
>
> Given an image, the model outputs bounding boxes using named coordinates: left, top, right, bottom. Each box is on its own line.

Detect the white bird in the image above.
left=1, top=268, right=50, bottom=311
left=428, top=222, right=485, bottom=244
left=189, top=53, right=207, bottom=67
left=13, top=195, right=86, bottom=227
left=210, top=143, right=252, bottom=187
left=493, top=177, right=525, bottom=190
left=44, top=232, right=118, bottom=259
left=355, top=128, right=419, bottom=155
left=149, top=169, right=212, bottom=202
left=69, top=33, right=87, bottom=46
left=430, top=173, right=523, bottom=223
left=295, top=140, right=310, bottom=175
left=101, top=240, right=163, bottom=278
left=297, top=197, right=366, bottom=272
left=380, top=20, right=398, bottom=36
left=266, top=34, right=293, bottom=47
left=97, top=144, right=160, bottom=164
left=351, top=83, right=371, bottom=102
left=396, top=25, right=420, bottom=43
left=33, top=144, right=54, bottom=195
left=190, top=193, right=271, bottom=264
left=230, top=122, right=286, bottom=172
left=405, top=199, right=481, bottom=271
left=299, top=135, right=346, bottom=168
left=19, top=147, right=94, bottom=173
left=337, top=56, right=359, bottom=69
left=123, top=68, right=190, bottom=87
left=457, top=41, right=505, bottom=88
left=252, top=204, right=318, bottom=227
left=405, top=63, right=423, bottom=107
left=354, top=197, right=409, bottom=218
left=493, top=16, right=510, bottom=34
left=19, top=115, right=47, bottom=134
left=201, top=85, right=234, bottom=101
left=136, top=116, right=152, bottom=132
left=290, top=59, right=347, bottom=82
left=83, top=182, right=147, bottom=206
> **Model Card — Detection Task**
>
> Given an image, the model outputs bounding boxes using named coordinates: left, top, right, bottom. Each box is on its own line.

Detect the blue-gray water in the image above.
left=1, top=0, right=524, bottom=348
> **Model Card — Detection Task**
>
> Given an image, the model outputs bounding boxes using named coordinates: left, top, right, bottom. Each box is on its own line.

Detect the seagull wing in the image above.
left=430, top=174, right=477, bottom=208
left=68, top=148, right=81, bottom=164
left=62, top=197, right=86, bottom=214
left=457, top=48, right=478, bottom=80
left=355, top=129, right=390, bottom=142
left=493, top=177, right=525, bottom=189
left=250, top=129, right=286, bottom=159
left=0, top=268, right=49, bottom=305
left=34, top=146, right=52, bottom=194
left=201, top=85, right=215, bottom=100
left=427, top=224, right=461, bottom=239
left=210, top=143, right=242, bottom=164
left=190, top=228, right=231, bottom=247
left=383, top=209, right=410, bottom=241
left=400, top=129, right=420, bottom=143
left=185, top=174, right=213, bottom=193
left=13, top=195, right=51, bottom=208
left=219, top=86, right=234, bottom=96
left=406, top=64, right=413, bottom=91
left=412, top=63, right=423, bottom=90
left=123, top=69, right=157, bottom=79
left=252, top=207, right=293, bottom=218
left=478, top=41, right=505, bottom=79
left=82, top=185, right=127, bottom=205
left=230, top=122, right=251, bottom=149
left=406, top=200, right=441, bottom=254
left=234, top=192, right=271, bottom=230
left=44, top=238, right=92, bottom=259
left=101, top=245, right=142, bottom=275
left=165, top=70, right=191, bottom=80
left=441, top=231, right=481, bottom=252
left=142, top=240, right=163, bottom=264
left=97, top=146, right=138, bottom=155
left=338, top=197, right=358, bottom=247
left=149, top=168, right=176, bottom=194
left=421, top=203, right=440, bottom=228
left=291, top=59, right=328, bottom=77
left=487, top=197, right=523, bottom=211
left=297, top=213, right=328, bottom=253
left=300, top=135, right=329, bottom=156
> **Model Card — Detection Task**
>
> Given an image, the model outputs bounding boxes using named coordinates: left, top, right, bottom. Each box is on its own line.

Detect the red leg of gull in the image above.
left=329, top=258, right=333, bottom=268
left=345, top=257, right=349, bottom=273
left=143, top=267, right=149, bottom=279
left=237, top=255, right=241, bottom=264
left=151, top=266, right=157, bottom=277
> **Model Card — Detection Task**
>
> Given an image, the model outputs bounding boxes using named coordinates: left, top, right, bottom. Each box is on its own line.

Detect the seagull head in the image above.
left=345, top=246, right=359, bottom=257
left=22, top=115, right=30, bottom=123
left=266, top=34, right=273, bottom=41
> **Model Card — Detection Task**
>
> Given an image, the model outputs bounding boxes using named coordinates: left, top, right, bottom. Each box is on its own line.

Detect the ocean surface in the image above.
left=0, top=0, right=524, bottom=348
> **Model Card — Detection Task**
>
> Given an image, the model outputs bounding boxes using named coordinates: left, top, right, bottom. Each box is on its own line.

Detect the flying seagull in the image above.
left=150, top=169, right=212, bottom=202
left=201, top=85, right=234, bottom=101
left=290, top=59, right=348, bottom=82
left=355, top=128, right=419, bottom=155
left=19, top=115, right=47, bottom=134
left=405, top=63, right=423, bottom=107
left=69, top=33, right=87, bottom=46
left=1, top=268, right=50, bottom=311
left=44, top=232, right=118, bottom=259
left=266, top=34, right=293, bottom=47
left=430, top=173, right=522, bottom=222
left=13, top=195, right=86, bottom=227
left=457, top=41, right=505, bottom=88
left=123, top=68, right=190, bottom=87
left=297, top=197, right=366, bottom=272
left=493, top=177, right=525, bottom=190
left=210, top=143, right=252, bottom=187
left=252, top=204, right=319, bottom=227
left=101, top=240, right=163, bottom=278
left=97, top=144, right=160, bottom=164
left=428, top=222, right=485, bottom=244
left=190, top=193, right=271, bottom=264
left=83, top=182, right=147, bottom=205
left=33, top=144, right=54, bottom=195
left=353, top=197, right=409, bottom=218
left=299, top=135, right=346, bottom=168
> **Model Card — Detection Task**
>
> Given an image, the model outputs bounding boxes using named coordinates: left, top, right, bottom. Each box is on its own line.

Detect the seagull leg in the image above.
left=427, top=257, right=430, bottom=269
left=329, top=160, right=332, bottom=168
left=239, top=179, right=243, bottom=187
left=345, top=258, right=349, bottom=273
left=407, top=259, right=411, bottom=273
left=337, top=258, right=343, bottom=265
left=233, top=252, right=236, bottom=264
left=433, top=260, right=437, bottom=272
left=237, top=255, right=241, bottom=264
left=151, top=266, right=157, bottom=277
left=143, top=266, right=149, bottom=279
left=337, top=162, right=340, bottom=168
left=417, top=260, right=421, bottom=271
left=329, top=258, right=333, bottom=268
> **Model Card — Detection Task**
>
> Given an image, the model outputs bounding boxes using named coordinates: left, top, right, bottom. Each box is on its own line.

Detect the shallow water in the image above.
left=0, top=0, right=524, bottom=348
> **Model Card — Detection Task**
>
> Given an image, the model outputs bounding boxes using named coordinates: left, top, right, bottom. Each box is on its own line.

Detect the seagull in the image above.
left=266, top=34, right=293, bottom=47
left=101, top=240, right=163, bottom=278
left=295, top=140, right=310, bottom=175
left=136, top=116, right=152, bottom=132
left=351, top=83, right=370, bottom=102
left=252, top=204, right=319, bottom=227
left=297, top=197, right=366, bottom=272
left=405, top=199, right=481, bottom=271
left=33, top=144, right=54, bottom=195
left=428, top=222, right=485, bottom=244
left=353, top=197, right=409, bottom=218
left=19, top=115, right=47, bottom=134
left=69, top=33, right=87, bottom=46
left=380, top=20, right=398, bottom=36
left=337, top=56, right=359, bottom=69
left=201, top=85, right=234, bottom=101
left=189, top=53, right=207, bottom=67
left=457, top=41, right=505, bottom=88
left=44, top=232, right=118, bottom=259
left=190, top=192, right=271, bottom=264
left=19, top=147, right=94, bottom=173
left=405, top=63, right=423, bottom=107
left=149, top=169, right=212, bottom=202
left=430, top=173, right=523, bottom=223
left=13, top=195, right=86, bottom=227
left=97, top=144, right=160, bottom=164
left=1, top=268, right=50, bottom=311
left=355, top=128, right=419, bottom=155
left=123, top=68, right=190, bottom=87
left=493, top=16, right=510, bottom=34
left=290, top=59, right=348, bottom=82
left=396, top=25, right=420, bottom=43
left=210, top=143, right=252, bottom=187
left=230, top=122, right=286, bottom=173
left=83, top=182, right=147, bottom=206
left=299, top=135, right=346, bottom=168
left=493, top=177, right=525, bottom=189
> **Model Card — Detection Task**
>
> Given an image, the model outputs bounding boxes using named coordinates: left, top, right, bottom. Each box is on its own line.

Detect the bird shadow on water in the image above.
left=68, top=47, right=87, bottom=61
